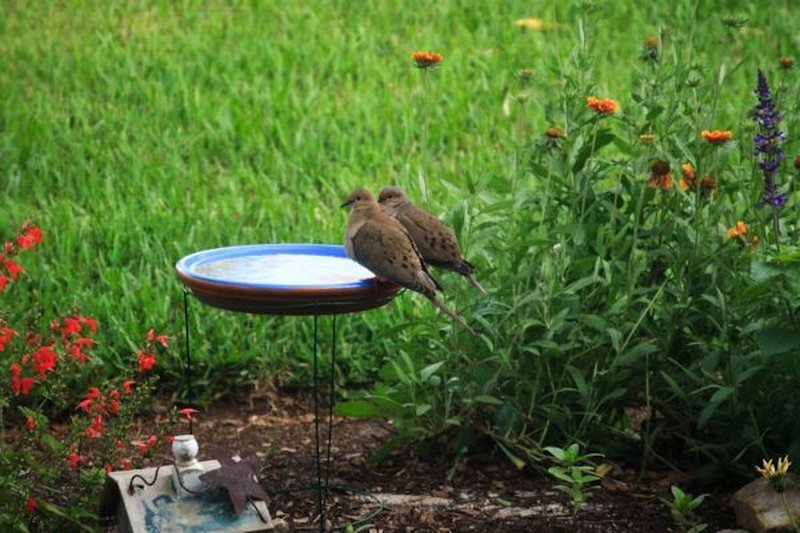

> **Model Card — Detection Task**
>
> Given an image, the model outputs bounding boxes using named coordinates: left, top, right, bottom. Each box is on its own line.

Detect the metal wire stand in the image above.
left=182, top=290, right=383, bottom=531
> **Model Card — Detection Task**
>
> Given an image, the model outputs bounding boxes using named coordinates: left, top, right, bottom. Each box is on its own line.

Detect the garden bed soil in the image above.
left=130, top=392, right=740, bottom=532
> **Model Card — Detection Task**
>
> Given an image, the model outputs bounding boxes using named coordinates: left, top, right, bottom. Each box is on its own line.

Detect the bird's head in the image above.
left=341, top=187, right=376, bottom=210
left=377, top=186, right=409, bottom=207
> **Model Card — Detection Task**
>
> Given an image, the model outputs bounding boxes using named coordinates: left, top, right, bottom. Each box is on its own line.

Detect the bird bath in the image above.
left=170, top=244, right=399, bottom=530
left=175, top=244, right=400, bottom=315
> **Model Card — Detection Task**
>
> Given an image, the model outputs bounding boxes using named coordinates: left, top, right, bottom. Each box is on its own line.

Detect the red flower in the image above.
left=2, top=259, right=23, bottom=280
left=110, top=399, right=120, bottom=414
left=122, top=380, right=135, bottom=394
left=138, top=351, right=156, bottom=372
left=32, top=345, right=58, bottom=377
left=25, top=497, right=37, bottom=513
left=146, top=329, right=169, bottom=348
left=147, top=435, right=157, bottom=448
left=179, top=407, right=198, bottom=421
left=136, top=441, right=149, bottom=456
left=60, top=317, right=81, bottom=336
left=68, top=343, right=90, bottom=363
left=12, top=375, right=35, bottom=396
left=77, top=398, right=94, bottom=411
left=164, top=435, right=175, bottom=445
left=78, top=316, right=97, bottom=333
left=26, top=416, right=36, bottom=431
left=0, top=326, right=15, bottom=351
left=104, top=463, right=113, bottom=474
left=16, top=224, right=42, bottom=250
left=0, top=275, right=9, bottom=291
left=85, top=387, right=102, bottom=400
left=3, top=242, right=12, bottom=255
left=10, top=362, right=21, bottom=377
left=85, top=415, right=104, bottom=438
left=120, top=458, right=132, bottom=471
left=67, top=453, right=84, bottom=468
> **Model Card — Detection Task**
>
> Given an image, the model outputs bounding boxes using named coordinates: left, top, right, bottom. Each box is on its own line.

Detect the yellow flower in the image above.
left=639, top=133, right=656, bottom=143
left=757, top=456, right=792, bottom=492
left=777, top=456, right=792, bottom=476
left=757, top=458, right=777, bottom=478
left=514, top=18, right=545, bottom=30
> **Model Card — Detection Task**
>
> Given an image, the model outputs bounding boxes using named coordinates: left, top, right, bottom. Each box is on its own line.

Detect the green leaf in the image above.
left=497, top=441, right=526, bottom=469
left=751, top=261, right=783, bottom=283
left=616, top=341, right=659, bottom=366
left=547, top=466, right=574, bottom=483
left=544, top=446, right=566, bottom=461
left=571, top=129, right=616, bottom=173
left=472, top=395, right=503, bottom=405
left=671, top=485, right=687, bottom=501
left=415, top=404, right=432, bottom=416
left=697, top=386, right=735, bottom=428
left=758, top=325, right=800, bottom=358
left=420, top=361, right=444, bottom=382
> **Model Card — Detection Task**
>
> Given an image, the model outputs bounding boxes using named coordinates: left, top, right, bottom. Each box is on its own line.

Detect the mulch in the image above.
left=131, top=391, right=741, bottom=532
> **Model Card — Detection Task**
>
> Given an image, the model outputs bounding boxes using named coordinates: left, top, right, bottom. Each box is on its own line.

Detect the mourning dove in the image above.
left=378, top=186, right=488, bottom=295
left=342, top=187, right=473, bottom=332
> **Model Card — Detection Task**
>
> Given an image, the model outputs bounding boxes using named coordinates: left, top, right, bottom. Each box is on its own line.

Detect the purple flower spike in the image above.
left=752, top=69, right=787, bottom=209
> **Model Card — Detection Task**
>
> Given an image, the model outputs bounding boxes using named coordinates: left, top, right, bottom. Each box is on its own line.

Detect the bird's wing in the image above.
left=351, top=218, right=439, bottom=294
left=398, top=206, right=464, bottom=268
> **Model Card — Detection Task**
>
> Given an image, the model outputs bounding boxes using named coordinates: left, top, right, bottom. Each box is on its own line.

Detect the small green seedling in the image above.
left=544, top=443, right=603, bottom=515
left=665, top=485, right=708, bottom=532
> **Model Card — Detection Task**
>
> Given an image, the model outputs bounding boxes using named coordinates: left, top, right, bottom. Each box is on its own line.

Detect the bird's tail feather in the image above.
left=465, top=274, right=488, bottom=296
left=430, top=295, right=476, bottom=335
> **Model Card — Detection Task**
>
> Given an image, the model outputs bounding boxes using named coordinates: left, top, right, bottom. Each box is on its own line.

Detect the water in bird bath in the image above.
left=192, top=253, right=376, bottom=287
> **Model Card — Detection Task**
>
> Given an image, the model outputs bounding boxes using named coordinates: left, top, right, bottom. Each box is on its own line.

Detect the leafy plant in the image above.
left=664, top=485, right=708, bottom=533
left=544, top=443, right=603, bottom=515
left=0, top=223, right=176, bottom=530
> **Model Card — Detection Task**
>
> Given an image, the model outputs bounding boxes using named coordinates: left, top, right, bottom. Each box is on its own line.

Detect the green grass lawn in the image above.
left=2, top=0, right=799, bottom=473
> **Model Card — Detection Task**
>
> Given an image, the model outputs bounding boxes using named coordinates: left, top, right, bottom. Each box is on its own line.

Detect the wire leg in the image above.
left=312, top=313, right=324, bottom=531
left=183, top=289, right=193, bottom=435
left=322, top=314, right=337, bottom=510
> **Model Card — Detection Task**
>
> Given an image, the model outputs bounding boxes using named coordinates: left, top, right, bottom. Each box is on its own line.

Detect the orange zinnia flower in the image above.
left=679, top=162, right=697, bottom=191
left=587, top=96, right=619, bottom=114
left=701, top=129, right=733, bottom=144
left=545, top=126, right=565, bottom=139
left=411, top=51, right=443, bottom=69
left=648, top=175, right=674, bottom=189
left=726, top=221, right=747, bottom=239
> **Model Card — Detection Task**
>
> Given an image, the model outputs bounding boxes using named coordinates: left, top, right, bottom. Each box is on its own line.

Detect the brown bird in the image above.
left=342, top=187, right=473, bottom=332
left=378, top=186, right=488, bottom=295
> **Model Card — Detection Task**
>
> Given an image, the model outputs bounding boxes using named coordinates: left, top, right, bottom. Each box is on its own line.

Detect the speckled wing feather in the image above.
left=395, top=205, right=472, bottom=274
left=351, top=218, right=439, bottom=296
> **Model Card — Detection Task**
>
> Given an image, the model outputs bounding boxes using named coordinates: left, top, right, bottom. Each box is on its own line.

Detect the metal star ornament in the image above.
left=199, top=456, right=270, bottom=514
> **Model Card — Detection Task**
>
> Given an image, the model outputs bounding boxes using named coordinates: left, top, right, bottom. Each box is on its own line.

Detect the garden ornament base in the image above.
left=99, top=433, right=286, bottom=532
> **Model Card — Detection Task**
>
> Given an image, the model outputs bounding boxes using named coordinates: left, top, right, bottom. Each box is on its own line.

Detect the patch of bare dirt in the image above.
left=136, top=393, right=739, bottom=532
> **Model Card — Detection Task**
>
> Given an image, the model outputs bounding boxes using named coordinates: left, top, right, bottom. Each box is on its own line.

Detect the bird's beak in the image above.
left=340, top=200, right=352, bottom=208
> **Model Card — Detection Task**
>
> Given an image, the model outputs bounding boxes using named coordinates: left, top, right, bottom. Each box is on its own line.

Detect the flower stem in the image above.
left=419, top=69, right=431, bottom=204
